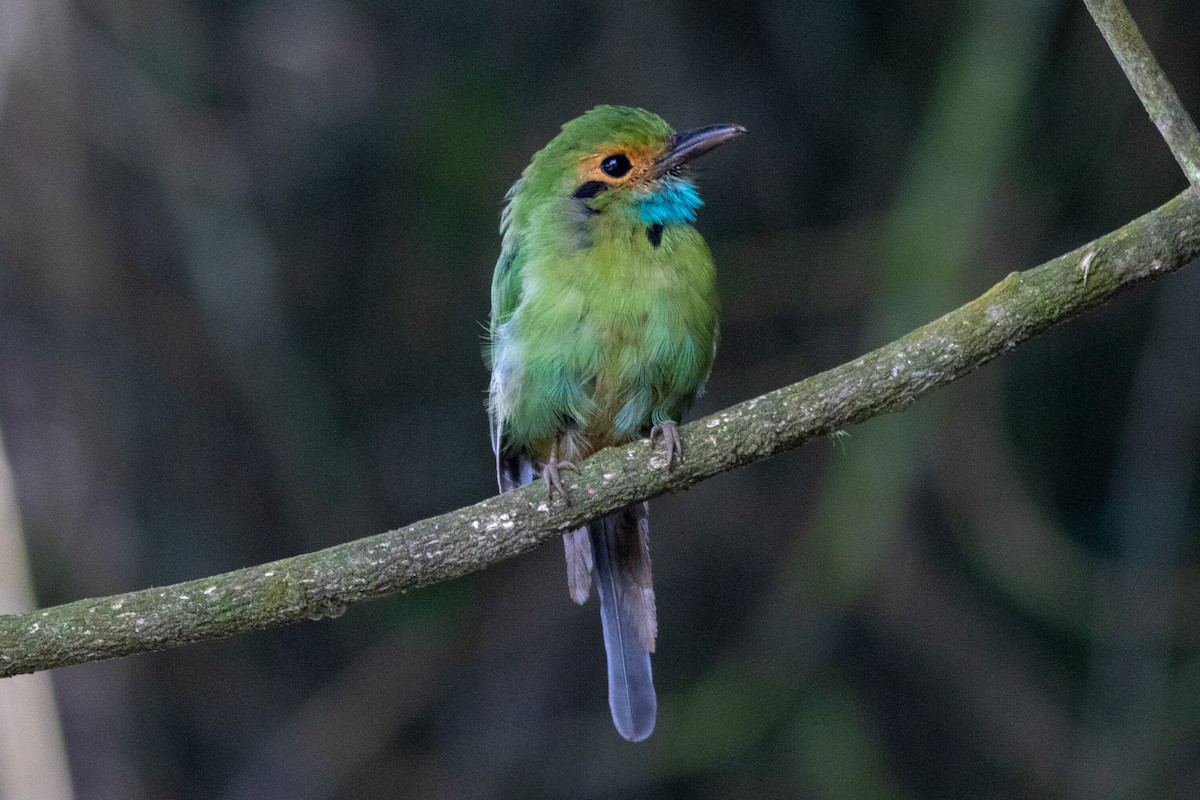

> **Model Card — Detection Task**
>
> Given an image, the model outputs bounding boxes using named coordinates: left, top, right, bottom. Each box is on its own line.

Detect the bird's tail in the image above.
left=590, top=502, right=657, bottom=741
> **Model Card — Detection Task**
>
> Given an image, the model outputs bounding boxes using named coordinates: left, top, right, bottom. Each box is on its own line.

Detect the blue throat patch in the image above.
left=636, top=177, right=704, bottom=226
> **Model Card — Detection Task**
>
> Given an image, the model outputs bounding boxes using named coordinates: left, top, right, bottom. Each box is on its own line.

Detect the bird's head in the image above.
left=517, top=105, right=745, bottom=231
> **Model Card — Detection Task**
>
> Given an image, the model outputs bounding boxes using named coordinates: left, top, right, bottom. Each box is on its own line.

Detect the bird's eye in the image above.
left=600, top=154, right=632, bottom=178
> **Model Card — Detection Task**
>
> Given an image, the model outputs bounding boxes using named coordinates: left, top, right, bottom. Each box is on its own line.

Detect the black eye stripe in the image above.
left=573, top=180, right=608, bottom=199
left=600, top=154, right=632, bottom=178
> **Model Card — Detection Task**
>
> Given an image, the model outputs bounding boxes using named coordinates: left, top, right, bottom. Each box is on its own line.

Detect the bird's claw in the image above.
left=543, top=458, right=577, bottom=503
left=650, top=421, right=683, bottom=469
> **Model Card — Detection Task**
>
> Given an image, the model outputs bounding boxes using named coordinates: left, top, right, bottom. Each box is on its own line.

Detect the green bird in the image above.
left=487, top=105, right=744, bottom=741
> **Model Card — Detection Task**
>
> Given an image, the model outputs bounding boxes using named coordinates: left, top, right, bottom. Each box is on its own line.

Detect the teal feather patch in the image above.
left=637, top=178, right=704, bottom=226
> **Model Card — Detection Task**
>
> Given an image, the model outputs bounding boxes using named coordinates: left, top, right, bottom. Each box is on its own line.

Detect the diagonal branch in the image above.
left=2, top=188, right=1199, bottom=679
left=1084, top=0, right=1200, bottom=187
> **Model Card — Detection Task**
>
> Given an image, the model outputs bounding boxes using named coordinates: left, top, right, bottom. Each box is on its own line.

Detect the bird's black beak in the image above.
left=654, top=123, right=747, bottom=177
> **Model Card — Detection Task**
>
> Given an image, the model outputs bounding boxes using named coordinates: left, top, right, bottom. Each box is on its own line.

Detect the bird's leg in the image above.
left=542, top=435, right=577, bottom=502
left=649, top=421, right=683, bottom=468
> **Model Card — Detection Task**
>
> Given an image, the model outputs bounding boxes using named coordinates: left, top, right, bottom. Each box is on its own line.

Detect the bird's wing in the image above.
left=486, top=179, right=595, bottom=604
left=488, top=179, right=528, bottom=492
left=489, top=178, right=524, bottom=330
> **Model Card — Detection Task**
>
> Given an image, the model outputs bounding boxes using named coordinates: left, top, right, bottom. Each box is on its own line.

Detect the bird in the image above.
left=486, top=105, right=744, bottom=741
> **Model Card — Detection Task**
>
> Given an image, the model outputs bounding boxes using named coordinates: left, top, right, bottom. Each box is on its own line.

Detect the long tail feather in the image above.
left=591, top=502, right=657, bottom=741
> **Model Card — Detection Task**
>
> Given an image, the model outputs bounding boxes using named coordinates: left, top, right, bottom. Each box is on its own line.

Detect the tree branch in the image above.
left=1084, top=0, right=1200, bottom=187
left=2, top=188, right=1199, bottom=678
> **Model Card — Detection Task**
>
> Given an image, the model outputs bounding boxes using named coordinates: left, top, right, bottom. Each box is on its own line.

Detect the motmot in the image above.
left=487, top=105, right=744, bottom=741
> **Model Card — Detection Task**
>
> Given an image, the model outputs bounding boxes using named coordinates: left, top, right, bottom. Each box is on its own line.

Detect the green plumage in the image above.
left=487, top=105, right=742, bottom=742
left=489, top=106, right=718, bottom=454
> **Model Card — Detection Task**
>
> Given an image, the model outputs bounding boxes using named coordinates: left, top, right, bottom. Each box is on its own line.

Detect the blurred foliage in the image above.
left=1, top=0, right=1199, bottom=798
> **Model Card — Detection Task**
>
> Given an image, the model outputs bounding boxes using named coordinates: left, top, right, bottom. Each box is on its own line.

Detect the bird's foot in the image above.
left=543, top=458, right=577, bottom=502
left=649, top=421, right=683, bottom=469
left=543, top=439, right=577, bottom=503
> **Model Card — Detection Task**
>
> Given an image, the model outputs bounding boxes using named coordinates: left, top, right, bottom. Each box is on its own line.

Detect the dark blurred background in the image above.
left=0, top=0, right=1198, bottom=797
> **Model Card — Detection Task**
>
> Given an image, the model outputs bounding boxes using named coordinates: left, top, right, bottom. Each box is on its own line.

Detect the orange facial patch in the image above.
left=575, top=144, right=661, bottom=188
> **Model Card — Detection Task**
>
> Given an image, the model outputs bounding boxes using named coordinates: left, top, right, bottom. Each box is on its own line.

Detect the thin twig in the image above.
left=1, top=188, right=1199, bottom=679
left=1084, top=0, right=1200, bottom=187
